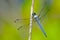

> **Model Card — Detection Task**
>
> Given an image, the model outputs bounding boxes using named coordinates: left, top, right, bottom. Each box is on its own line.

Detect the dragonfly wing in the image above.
left=39, top=9, right=50, bottom=20
left=14, top=18, right=30, bottom=40
left=38, top=0, right=52, bottom=20
left=14, top=18, right=30, bottom=30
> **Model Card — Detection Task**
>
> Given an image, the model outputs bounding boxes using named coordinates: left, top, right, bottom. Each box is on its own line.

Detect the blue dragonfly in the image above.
left=14, top=8, right=49, bottom=38
left=32, top=13, right=47, bottom=37
left=14, top=0, right=52, bottom=38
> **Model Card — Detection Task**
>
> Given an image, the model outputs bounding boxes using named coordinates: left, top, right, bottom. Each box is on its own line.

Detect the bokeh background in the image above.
left=0, top=0, right=60, bottom=40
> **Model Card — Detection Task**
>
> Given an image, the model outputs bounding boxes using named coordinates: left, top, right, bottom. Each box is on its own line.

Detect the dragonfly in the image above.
left=14, top=0, right=51, bottom=38
left=14, top=9, right=49, bottom=37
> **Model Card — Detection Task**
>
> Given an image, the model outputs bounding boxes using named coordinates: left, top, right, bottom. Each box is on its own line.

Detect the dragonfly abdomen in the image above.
left=36, top=18, right=47, bottom=37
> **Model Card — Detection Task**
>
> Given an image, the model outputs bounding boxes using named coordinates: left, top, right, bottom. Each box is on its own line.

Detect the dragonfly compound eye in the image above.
left=32, top=12, right=36, bottom=16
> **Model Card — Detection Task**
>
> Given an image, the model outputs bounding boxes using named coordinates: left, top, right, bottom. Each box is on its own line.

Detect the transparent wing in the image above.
left=14, top=18, right=30, bottom=40
left=39, top=9, right=50, bottom=20
left=14, top=18, right=36, bottom=40
left=14, top=18, right=30, bottom=30
left=38, top=0, right=51, bottom=20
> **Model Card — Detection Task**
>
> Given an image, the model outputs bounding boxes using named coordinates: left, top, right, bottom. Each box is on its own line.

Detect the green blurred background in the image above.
left=0, top=0, right=60, bottom=40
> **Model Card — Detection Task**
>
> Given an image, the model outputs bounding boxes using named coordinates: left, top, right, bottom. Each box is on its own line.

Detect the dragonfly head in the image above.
left=32, top=12, right=36, bottom=17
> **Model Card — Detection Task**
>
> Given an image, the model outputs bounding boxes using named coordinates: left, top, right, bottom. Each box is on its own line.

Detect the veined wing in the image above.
left=14, top=18, right=30, bottom=30
left=39, top=8, right=50, bottom=20
left=14, top=18, right=35, bottom=30
left=14, top=18, right=30, bottom=40
left=38, top=0, right=51, bottom=20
